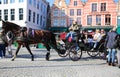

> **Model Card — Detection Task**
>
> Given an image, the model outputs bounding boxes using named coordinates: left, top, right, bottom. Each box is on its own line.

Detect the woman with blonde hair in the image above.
left=91, top=29, right=101, bottom=50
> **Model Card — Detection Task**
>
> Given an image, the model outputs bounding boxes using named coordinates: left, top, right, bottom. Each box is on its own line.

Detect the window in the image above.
left=10, top=0, right=15, bottom=3
left=117, top=16, right=120, bottom=25
left=69, top=18, right=74, bottom=26
left=70, top=9, right=74, bottom=16
left=77, top=17, right=81, bottom=25
left=53, top=9, right=59, bottom=16
left=19, top=0, right=24, bottom=3
left=60, top=10, right=65, bottom=16
left=28, top=10, right=31, bottom=21
left=53, top=19, right=59, bottom=26
left=92, top=3, right=97, bottom=12
left=87, top=15, right=92, bottom=25
left=96, top=15, right=101, bottom=25
left=29, top=0, right=32, bottom=5
left=60, top=19, right=66, bottom=26
left=4, top=9, right=8, bottom=21
left=105, top=14, right=111, bottom=25
left=19, top=8, right=23, bottom=20
left=4, top=0, right=7, bottom=4
left=40, top=15, right=42, bottom=25
left=0, top=10, right=2, bottom=21
left=37, top=1, right=39, bottom=9
left=34, top=0, right=36, bottom=7
left=37, top=14, right=39, bottom=24
left=101, top=3, right=106, bottom=11
left=77, top=9, right=81, bottom=16
left=74, top=1, right=77, bottom=6
left=0, top=0, right=2, bottom=4
left=33, top=12, right=35, bottom=23
left=11, top=9, right=15, bottom=20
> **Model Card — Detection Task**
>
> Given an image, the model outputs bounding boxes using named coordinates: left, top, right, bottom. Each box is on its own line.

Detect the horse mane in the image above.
left=5, top=21, right=21, bottom=28
left=2, top=20, right=21, bottom=31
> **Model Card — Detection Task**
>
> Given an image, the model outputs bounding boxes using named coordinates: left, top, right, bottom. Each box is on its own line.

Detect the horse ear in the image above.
left=2, top=19, right=5, bottom=23
left=1, top=19, right=6, bottom=28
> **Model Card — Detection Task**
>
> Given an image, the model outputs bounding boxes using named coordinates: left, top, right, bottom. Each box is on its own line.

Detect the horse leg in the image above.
left=24, top=43, right=34, bottom=61
left=11, top=44, right=21, bottom=61
left=44, top=44, right=51, bottom=61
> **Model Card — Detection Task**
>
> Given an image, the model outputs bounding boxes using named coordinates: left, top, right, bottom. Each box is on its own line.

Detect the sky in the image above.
left=47, top=0, right=119, bottom=6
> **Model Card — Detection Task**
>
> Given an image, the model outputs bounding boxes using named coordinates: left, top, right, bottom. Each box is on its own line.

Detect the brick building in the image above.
left=51, top=0, right=118, bottom=31
left=51, top=0, right=68, bottom=27
left=83, top=0, right=117, bottom=28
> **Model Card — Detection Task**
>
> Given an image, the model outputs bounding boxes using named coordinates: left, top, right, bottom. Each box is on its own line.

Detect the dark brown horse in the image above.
left=1, top=20, right=63, bottom=61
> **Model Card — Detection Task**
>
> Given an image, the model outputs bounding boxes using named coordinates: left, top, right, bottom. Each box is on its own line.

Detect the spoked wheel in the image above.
left=87, top=43, right=105, bottom=57
left=69, top=45, right=82, bottom=61
left=58, top=49, right=69, bottom=57
left=87, top=49, right=100, bottom=57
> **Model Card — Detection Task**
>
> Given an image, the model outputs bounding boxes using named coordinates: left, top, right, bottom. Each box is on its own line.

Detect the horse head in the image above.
left=1, top=20, right=21, bottom=45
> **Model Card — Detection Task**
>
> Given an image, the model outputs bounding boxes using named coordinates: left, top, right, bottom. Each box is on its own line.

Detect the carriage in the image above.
left=57, top=29, right=107, bottom=61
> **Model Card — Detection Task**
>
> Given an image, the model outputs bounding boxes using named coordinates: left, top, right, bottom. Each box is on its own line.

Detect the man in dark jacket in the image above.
left=115, top=34, right=120, bottom=68
left=105, top=27, right=117, bottom=66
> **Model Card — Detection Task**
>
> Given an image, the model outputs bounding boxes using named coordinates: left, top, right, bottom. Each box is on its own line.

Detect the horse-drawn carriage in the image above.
left=1, top=20, right=107, bottom=61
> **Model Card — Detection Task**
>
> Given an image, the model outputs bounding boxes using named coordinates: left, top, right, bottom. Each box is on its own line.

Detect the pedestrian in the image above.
left=105, top=27, right=117, bottom=66
left=0, top=31, right=6, bottom=59
left=114, top=34, right=120, bottom=68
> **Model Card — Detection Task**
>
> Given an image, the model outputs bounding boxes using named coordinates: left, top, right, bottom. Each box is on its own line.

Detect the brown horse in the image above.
left=1, top=20, right=64, bottom=61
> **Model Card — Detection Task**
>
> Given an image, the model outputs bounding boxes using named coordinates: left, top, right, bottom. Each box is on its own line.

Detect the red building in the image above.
left=51, top=0, right=118, bottom=31
left=83, top=0, right=117, bottom=28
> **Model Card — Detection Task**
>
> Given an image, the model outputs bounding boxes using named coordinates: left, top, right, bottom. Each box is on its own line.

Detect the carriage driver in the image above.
left=69, top=21, right=81, bottom=32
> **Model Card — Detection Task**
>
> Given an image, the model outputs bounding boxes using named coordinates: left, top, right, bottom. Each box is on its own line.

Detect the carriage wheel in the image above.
left=58, top=49, right=69, bottom=57
left=87, top=50, right=100, bottom=57
left=69, top=45, right=82, bottom=61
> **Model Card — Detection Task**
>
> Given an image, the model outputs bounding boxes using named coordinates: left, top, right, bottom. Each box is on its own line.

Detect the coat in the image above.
left=69, top=24, right=80, bottom=31
left=105, top=31, right=117, bottom=49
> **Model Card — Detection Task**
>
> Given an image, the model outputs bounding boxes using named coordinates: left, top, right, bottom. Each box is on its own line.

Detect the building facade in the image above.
left=51, top=0, right=68, bottom=27
left=68, top=0, right=84, bottom=26
left=0, top=0, right=49, bottom=29
left=51, top=0, right=118, bottom=29
left=83, top=0, right=117, bottom=27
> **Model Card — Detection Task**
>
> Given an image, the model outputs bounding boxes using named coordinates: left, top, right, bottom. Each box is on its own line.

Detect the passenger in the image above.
left=105, top=27, right=117, bottom=66
left=91, top=29, right=101, bottom=50
left=100, top=29, right=106, bottom=38
left=99, top=29, right=106, bottom=42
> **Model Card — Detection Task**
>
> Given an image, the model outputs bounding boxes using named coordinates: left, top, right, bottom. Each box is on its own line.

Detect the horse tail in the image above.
left=50, top=32, right=57, bottom=47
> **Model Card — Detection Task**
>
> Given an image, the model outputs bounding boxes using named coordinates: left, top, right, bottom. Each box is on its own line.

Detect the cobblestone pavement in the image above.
left=0, top=46, right=120, bottom=77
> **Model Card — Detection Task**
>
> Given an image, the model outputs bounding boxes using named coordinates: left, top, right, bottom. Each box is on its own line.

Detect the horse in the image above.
left=1, top=20, right=64, bottom=61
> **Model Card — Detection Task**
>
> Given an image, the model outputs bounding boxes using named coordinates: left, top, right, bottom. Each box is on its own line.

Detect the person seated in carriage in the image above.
left=66, top=21, right=81, bottom=50
left=90, top=29, right=102, bottom=50
left=66, top=21, right=81, bottom=42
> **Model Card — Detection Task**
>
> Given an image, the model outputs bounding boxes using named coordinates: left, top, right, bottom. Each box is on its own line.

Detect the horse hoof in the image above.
left=11, top=59, right=14, bottom=61
left=46, top=53, right=50, bottom=61
left=46, top=57, right=49, bottom=61
left=31, top=58, right=34, bottom=61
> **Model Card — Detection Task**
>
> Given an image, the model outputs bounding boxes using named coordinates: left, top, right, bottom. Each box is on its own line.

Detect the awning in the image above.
left=81, top=26, right=114, bottom=31
left=49, top=27, right=68, bottom=32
